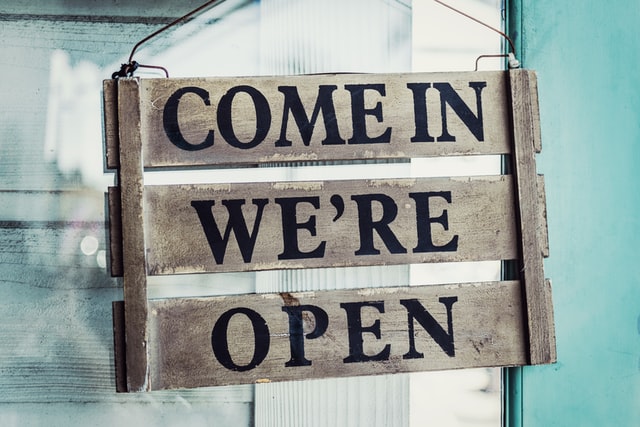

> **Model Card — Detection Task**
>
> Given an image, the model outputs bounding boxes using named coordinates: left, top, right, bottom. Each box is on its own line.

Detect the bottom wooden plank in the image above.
left=112, top=301, right=127, bottom=393
left=144, top=281, right=527, bottom=390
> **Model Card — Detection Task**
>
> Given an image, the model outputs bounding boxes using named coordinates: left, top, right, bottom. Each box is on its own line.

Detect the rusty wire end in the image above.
left=112, top=61, right=139, bottom=79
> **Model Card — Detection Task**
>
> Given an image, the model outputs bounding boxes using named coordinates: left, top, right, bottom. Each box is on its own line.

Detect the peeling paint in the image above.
left=367, top=178, right=416, bottom=188
left=271, top=181, right=323, bottom=191
left=261, top=153, right=320, bottom=162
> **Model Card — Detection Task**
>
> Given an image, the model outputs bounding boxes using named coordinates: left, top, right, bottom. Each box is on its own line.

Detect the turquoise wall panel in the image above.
left=510, top=1, right=640, bottom=425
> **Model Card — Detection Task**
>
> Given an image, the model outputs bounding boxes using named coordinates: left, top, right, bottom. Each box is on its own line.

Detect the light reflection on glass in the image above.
left=38, top=0, right=506, bottom=424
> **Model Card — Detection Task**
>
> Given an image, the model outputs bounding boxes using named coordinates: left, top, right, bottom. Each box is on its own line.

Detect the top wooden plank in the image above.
left=134, top=71, right=511, bottom=167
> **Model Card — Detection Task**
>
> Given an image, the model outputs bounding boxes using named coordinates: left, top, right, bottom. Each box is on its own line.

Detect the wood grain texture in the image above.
left=537, top=175, right=549, bottom=257
left=508, top=69, right=556, bottom=364
left=143, top=176, right=518, bottom=275
left=107, top=186, right=123, bottom=277
left=146, top=281, right=527, bottom=390
left=117, top=78, right=150, bottom=391
left=139, top=72, right=511, bottom=167
left=103, top=80, right=120, bottom=170
left=112, top=301, right=127, bottom=393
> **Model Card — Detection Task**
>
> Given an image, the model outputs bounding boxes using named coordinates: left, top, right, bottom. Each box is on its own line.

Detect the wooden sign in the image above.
left=104, top=70, right=555, bottom=392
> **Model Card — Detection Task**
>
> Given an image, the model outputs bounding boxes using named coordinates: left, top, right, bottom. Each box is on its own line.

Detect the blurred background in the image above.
left=0, top=0, right=506, bottom=425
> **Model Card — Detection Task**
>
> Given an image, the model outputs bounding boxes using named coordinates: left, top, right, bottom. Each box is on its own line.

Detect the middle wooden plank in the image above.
left=144, top=176, right=517, bottom=275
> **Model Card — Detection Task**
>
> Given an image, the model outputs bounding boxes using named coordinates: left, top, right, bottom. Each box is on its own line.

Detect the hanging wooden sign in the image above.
left=104, top=70, right=555, bottom=392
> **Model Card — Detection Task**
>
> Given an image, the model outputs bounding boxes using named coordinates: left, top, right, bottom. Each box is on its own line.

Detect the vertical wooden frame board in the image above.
left=103, top=70, right=554, bottom=392
left=508, top=69, right=556, bottom=364
left=116, top=78, right=150, bottom=392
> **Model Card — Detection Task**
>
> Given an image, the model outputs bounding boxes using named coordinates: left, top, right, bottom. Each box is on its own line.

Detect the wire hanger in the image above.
left=112, top=0, right=519, bottom=78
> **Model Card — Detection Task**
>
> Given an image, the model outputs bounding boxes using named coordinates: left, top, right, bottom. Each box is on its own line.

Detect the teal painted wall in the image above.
left=510, top=1, right=640, bottom=425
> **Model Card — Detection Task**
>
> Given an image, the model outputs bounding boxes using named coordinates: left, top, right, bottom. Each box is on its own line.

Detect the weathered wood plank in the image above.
left=147, top=281, right=527, bottom=390
left=112, top=301, right=127, bottom=393
left=508, top=69, right=555, bottom=364
left=107, top=187, right=123, bottom=277
left=143, top=176, right=518, bottom=275
left=138, top=71, right=511, bottom=167
left=103, top=80, right=120, bottom=170
left=117, top=78, right=150, bottom=391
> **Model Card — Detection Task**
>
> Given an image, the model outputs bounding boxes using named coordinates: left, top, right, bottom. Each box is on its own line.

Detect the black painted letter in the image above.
left=275, top=196, right=326, bottom=260
left=191, top=199, right=268, bottom=264
left=163, top=86, right=214, bottom=151
left=351, top=194, right=407, bottom=256
left=276, top=85, right=346, bottom=146
left=281, top=304, right=329, bottom=367
left=400, top=297, right=458, bottom=358
left=341, top=301, right=391, bottom=363
left=217, top=85, right=271, bottom=149
left=433, top=81, right=486, bottom=142
left=409, top=191, right=459, bottom=253
left=406, top=82, right=435, bottom=143
left=211, top=307, right=270, bottom=371
left=345, top=84, right=392, bottom=144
